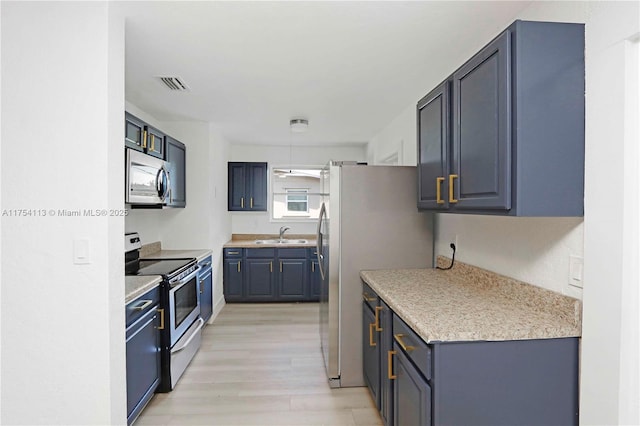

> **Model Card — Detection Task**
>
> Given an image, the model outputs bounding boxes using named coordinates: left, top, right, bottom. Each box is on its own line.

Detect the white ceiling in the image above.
left=120, top=1, right=532, bottom=146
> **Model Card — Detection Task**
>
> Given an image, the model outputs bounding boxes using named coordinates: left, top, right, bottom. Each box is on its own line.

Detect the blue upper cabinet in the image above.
left=417, top=20, right=585, bottom=216
left=165, top=136, right=186, bottom=208
left=417, top=81, right=450, bottom=210
left=228, top=162, right=268, bottom=211
left=125, top=112, right=165, bottom=159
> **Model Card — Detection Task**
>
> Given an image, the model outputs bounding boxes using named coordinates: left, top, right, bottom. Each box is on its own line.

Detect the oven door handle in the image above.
left=171, top=317, right=204, bottom=354
left=169, top=267, right=200, bottom=289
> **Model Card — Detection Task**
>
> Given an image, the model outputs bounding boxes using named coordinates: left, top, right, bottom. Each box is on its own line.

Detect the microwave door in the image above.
left=126, top=149, right=167, bottom=204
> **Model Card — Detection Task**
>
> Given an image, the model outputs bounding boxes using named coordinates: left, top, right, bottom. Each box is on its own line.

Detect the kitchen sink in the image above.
left=254, top=239, right=308, bottom=244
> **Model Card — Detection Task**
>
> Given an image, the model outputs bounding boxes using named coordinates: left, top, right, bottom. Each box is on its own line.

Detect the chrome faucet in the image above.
left=279, top=226, right=290, bottom=241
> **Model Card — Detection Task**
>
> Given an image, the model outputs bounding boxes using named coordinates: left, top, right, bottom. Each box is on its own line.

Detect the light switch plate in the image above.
left=73, top=238, right=92, bottom=264
left=568, top=255, right=583, bottom=288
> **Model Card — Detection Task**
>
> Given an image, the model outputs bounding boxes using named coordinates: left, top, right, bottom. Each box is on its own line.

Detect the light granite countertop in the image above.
left=224, top=234, right=317, bottom=249
left=360, top=258, right=582, bottom=344
left=125, top=275, right=162, bottom=304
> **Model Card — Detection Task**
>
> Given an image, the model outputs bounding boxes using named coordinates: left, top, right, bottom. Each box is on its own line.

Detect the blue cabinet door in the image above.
left=223, top=258, right=243, bottom=301
left=247, top=162, right=268, bottom=211
left=126, top=305, right=160, bottom=425
left=452, top=30, right=511, bottom=210
left=379, top=300, right=393, bottom=426
left=198, top=257, right=213, bottom=323
left=144, top=124, right=165, bottom=159
left=393, top=342, right=431, bottom=426
left=245, top=259, right=275, bottom=300
left=278, top=258, right=308, bottom=299
left=125, top=112, right=146, bottom=152
left=417, top=81, right=450, bottom=210
left=165, top=136, right=186, bottom=208
left=228, top=163, right=247, bottom=211
left=363, top=303, right=380, bottom=408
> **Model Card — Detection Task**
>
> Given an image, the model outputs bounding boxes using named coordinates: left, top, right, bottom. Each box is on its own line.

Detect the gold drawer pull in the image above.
left=436, top=176, right=445, bottom=204
left=132, top=299, right=153, bottom=311
left=237, top=261, right=241, bottom=273
left=388, top=350, right=397, bottom=380
left=374, top=306, right=383, bottom=331
left=157, top=308, right=165, bottom=330
left=241, top=197, right=245, bottom=208
left=362, top=292, right=376, bottom=302
left=270, top=261, right=273, bottom=273
left=394, top=333, right=416, bottom=352
left=449, top=174, right=458, bottom=203
left=142, top=130, right=148, bottom=148
left=250, top=198, right=254, bottom=209
left=227, top=251, right=240, bottom=255
left=369, top=323, right=377, bottom=347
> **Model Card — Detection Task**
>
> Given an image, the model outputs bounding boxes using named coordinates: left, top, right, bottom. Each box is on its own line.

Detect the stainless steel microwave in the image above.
left=125, top=148, right=170, bottom=205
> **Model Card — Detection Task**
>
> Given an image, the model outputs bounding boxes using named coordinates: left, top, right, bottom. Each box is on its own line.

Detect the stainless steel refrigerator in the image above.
left=316, top=161, right=434, bottom=388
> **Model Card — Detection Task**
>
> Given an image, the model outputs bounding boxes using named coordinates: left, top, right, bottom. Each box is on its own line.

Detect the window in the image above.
left=286, top=189, right=308, bottom=212
left=272, top=166, right=323, bottom=220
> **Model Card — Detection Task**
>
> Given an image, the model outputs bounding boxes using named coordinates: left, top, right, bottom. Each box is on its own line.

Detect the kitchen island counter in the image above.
left=360, top=258, right=581, bottom=343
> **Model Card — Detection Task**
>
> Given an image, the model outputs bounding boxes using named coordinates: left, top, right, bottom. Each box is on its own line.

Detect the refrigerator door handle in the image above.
left=316, top=203, right=327, bottom=280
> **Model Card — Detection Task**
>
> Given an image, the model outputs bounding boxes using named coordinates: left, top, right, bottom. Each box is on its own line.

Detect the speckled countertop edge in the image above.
left=125, top=275, right=162, bottom=304
left=224, top=234, right=317, bottom=248
left=361, top=257, right=582, bottom=344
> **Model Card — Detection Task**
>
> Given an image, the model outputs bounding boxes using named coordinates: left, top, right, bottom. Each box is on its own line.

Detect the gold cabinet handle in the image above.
left=237, top=261, right=241, bottom=273
left=369, top=323, right=377, bottom=347
left=157, top=308, right=165, bottom=330
left=250, top=198, right=254, bottom=209
left=150, top=134, right=155, bottom=152
left=362, top=292, right=376, bottom=302
left=142, top=130, right=148, bottom=148
left=312, top=262, right=315, bottom=272
left=388, top=350, right=397, bottom=379
left=449, top=174, right=458, bottom=203
left=374, top=306, right=383, bottom=331
left=132, top=299, right=153, bottom=311
left=199, top=279, right=204, bottom=294
left=436, top=177, right=445, bottom=204
left=227, top=251, right=240, bottom=255
left=394, top=333, right=416, bottom=352
left=241, top=197, right=245, bottom=208
left=280, top=260, right=283, bottom=273
left=270, top=261, right=273, bottom=273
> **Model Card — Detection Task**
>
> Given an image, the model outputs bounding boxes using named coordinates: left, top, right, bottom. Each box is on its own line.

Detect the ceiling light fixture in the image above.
left=290, top=118, right=309, bottom=133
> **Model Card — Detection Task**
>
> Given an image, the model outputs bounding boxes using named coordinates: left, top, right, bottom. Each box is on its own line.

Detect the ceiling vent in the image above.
left=157, top=76, right=190, bottom=91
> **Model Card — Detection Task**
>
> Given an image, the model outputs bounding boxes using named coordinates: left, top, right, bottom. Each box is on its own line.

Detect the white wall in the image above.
left=581, top=2, right=640, bottom=424
left=1, top=3, right=126, bottom=424
left=368, top=2, right=640, bottom=424
left=229, top=143, right=366, bottom=234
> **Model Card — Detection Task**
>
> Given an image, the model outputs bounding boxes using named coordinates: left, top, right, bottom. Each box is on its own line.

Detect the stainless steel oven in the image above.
left=125, top=233, right=204, bottom=392
left=167, top=267, right=201, bottom=348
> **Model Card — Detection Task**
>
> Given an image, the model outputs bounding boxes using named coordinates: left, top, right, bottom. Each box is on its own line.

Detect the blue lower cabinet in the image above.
left=198, top=256, right=213, bottom=323
left=364, top=281, right=579, bottom=426
left=393, top=343, right=431, bottom=426
left=245, top=258, right=276, bottom=300
left=125, top=288, right=161, bottom=425
left=278, top=258, right=308, bottom=299
left=223, top=247, right=318, bottom=302
left=362, top=302, right=380, bottom=407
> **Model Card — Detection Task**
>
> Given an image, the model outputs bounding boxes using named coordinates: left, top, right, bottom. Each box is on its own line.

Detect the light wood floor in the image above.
left=136, top=303, right=382, bottom=426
